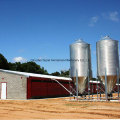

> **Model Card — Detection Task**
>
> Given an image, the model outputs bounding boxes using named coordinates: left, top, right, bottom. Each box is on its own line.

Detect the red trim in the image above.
left=29, top=76, right=72, bottom=83
left=26, top=76, right=73, bottom=99
left=27, top=76, right=73, bottom=99
left=0, top=82, right=7, bottom=99
left=27, top=77, right=32, bottom=99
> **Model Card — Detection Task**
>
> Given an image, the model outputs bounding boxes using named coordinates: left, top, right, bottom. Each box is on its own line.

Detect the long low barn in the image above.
left=0, top=69, right=73, bottom=99
left=0, top=69, right=119, bottom=100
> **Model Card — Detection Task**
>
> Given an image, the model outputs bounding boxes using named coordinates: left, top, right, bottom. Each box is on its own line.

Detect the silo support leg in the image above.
left=117, top=68, right=119, bottom=100
left=88, top=69, right=90, bottom=100
left=105, top=68, right=108, bottom=101
left=97, top=78, right=98, bottom=100
left=76, top=70, right=78, bottom=101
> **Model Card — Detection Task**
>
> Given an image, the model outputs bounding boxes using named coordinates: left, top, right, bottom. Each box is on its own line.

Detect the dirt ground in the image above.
left=0, top=97, right=120, bottom=119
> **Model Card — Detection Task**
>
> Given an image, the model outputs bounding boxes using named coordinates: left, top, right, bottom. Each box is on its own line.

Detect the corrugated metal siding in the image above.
left=27, top=77, right=73, bottom=99
left=31, top=80, right=48, bottom=97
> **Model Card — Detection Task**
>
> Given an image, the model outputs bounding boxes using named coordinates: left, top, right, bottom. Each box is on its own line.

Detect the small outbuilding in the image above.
left=0, top=69, right=73, bottom=99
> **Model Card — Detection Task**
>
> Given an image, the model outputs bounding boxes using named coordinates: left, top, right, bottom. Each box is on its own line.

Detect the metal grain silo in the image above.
left=70, top=39, right=92, bottom=94
left=96, top=36, right=119, bottom=95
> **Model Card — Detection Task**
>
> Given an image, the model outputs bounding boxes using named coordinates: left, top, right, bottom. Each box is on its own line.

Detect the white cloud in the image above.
left=13, top=57, right=27, bottom=63
left=102, top=11, right=119, bottom=22
left=109, top=11, right=119, bottom=22
left=89, top=11, right=119, bottom=27
left=89, top=16, right=99, bottom=27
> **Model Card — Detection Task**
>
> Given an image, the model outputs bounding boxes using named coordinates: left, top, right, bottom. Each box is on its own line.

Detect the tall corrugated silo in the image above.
left=70, top=39, right=92, bottom=95
left=96, top=36, right=119, bottom=96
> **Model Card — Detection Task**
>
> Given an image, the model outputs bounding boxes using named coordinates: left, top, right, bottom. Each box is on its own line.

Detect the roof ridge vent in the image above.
left=101, top=35, right=112, bottom=40
left=75, top=39, right=87, bottom=44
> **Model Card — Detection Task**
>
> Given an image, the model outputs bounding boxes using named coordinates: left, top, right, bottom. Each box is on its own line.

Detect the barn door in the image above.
left=1, top=83, right=7, bottom=99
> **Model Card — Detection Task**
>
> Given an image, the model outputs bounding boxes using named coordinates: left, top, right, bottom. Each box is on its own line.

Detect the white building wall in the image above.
left=0, top=72, right=27, bottom=99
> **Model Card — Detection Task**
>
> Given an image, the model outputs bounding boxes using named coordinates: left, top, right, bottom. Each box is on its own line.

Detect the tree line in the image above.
left=0, top=53, right=69, bottom=77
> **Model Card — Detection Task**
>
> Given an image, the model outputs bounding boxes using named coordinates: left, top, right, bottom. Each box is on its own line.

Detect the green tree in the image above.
left=60, top=70, right=69, bottom=77
left=0, top=53, right=48, bottom=75
left=51, top=71, right=60, bottom=76
left=8, top=61, right=48, bottom=75
left=91, top=78, right=97, bottom=81
left=20, top=61, right=48, bottom=74
left=0, top=53, right=9, bottom=69
left=51, top=70, right=69, bottom=77
left=8, top=62, right=22, bottom=71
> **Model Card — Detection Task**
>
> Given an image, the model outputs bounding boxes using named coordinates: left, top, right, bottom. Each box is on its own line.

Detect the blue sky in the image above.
left=0, top=0, right=120, bottom=77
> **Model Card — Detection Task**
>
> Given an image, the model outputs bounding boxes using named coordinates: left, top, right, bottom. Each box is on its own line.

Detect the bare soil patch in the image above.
left=0, top=97, right=120, bottom=119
